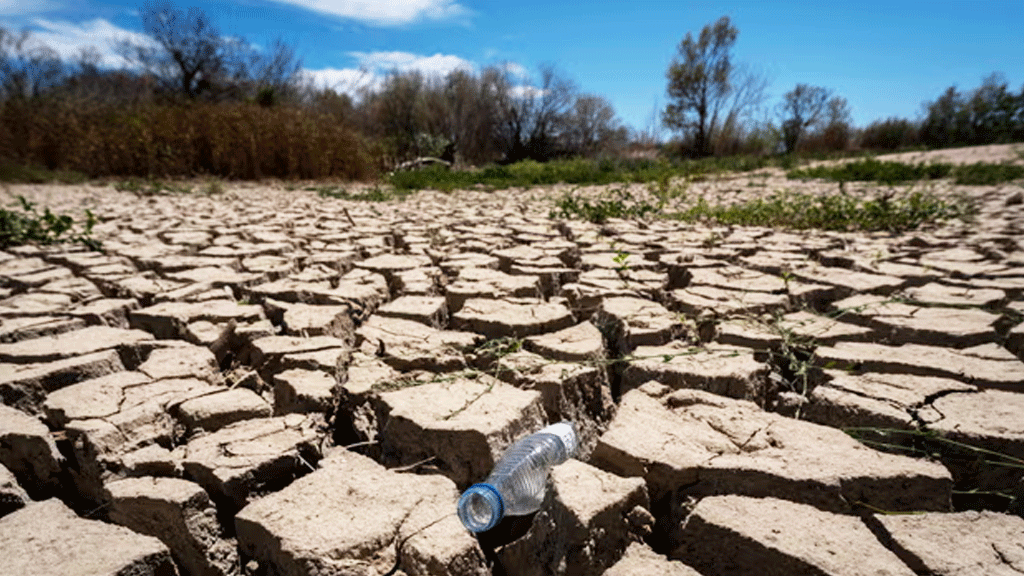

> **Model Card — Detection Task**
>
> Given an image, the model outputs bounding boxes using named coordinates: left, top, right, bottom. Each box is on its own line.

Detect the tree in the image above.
left=495, top=64, right=578, bottom=162
left=117, top=2, right=302, bottom=102
left=563, top=94, right=626, bottom=157
left=778, top=83, right=831, bottom=153
left=662, top=16, right=739, bottom=157
left=0, top=26, right=66, bottom=101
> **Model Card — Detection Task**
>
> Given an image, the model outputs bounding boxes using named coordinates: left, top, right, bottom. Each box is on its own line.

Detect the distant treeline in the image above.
left=1, top=6, right=1022, bottom=182
left=859, top=74, right=1024, bottom=151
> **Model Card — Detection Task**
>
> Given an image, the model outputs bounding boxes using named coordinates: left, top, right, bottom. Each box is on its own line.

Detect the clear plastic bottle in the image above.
left=457, top=422, right=578, bottom=533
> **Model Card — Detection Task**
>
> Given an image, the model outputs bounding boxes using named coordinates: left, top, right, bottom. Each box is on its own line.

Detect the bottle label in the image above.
left=538, top=422, right=578, bottom=459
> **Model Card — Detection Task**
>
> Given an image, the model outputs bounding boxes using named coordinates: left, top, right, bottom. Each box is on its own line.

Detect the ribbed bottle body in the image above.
left=457, top=422, right=577, bottom=532
left=487, top=433, right=567, bottom=515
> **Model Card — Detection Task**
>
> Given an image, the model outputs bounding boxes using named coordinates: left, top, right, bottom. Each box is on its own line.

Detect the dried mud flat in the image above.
left=1, top=146, right=1024, bottom=576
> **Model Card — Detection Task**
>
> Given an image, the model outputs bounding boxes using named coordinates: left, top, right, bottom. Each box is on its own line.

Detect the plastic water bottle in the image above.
left=457, top=422, right=578, bottom=533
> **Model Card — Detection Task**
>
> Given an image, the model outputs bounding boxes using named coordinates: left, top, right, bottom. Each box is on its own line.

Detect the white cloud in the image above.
left=266, top=0, right=468, bottom=26
left=511, top=85, right=546, bottom=100
left=25, top=17, right=155, bottom=68
left=349, top=50, right=473, bottom=76
left=304, top=66, right=377, bottom=93
left=501, top=61, right=530, bottom=80
left=306, top=50, right=474, bottom=94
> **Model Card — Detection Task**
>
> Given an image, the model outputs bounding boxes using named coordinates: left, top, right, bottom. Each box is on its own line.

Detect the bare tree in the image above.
left=779, top=83, right=831, bottom=153
left=662, top=16, right=738, bottom=157
left=496, top=63, right=578, bottom=161
left=0, top=26, right=65, bottom=101
left=564, top=94, right=626, bottom=157
left=117, top=2, right=301, bottom=102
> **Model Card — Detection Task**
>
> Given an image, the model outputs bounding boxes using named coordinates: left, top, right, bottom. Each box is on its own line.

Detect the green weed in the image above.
left=550, top=187, right=658, bottom=224
left=0, top=195, right=100, bottom=250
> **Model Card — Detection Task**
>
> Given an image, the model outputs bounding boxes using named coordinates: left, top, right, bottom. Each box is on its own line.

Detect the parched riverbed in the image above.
left=1, top=146, right=1023, bottom=575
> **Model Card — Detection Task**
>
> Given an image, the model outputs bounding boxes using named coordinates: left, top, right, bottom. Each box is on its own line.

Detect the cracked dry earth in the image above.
left=2, top=159, right=1024, bottom=576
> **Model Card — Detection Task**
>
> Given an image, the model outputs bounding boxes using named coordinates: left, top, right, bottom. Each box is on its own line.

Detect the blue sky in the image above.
left=2, top=0, right=1023, bottom=137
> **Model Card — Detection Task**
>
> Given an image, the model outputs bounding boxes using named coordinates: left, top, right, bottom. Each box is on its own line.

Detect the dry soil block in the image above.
left=621, top=342, right=771, bottom=405
left=0, top=348, right=125, bottom=412
left=356, top=315, right=482, bottom=371
left=868, top=510, right=1024, bottom=576
left=105, top=476, right=237, bottom=576
left=377, top=374, right=545, bottom=487
left=523, top=321, right=606, bottom=363
left=495, top=350, right=614, bottom=457
left=591, top=384, right=951, bottom=548
left=174, top=388, right=272, bottom=434
left=603, top=543, right=702, bottom=576
left=0, top=462, right=29, bottom=517
left=235, top=449, right=488, bottom=576
left=453, top=298, right=575, bottom=339
left=805, top=370, right=975, bottom=430
left=0, top=404, right=63, bottom=499
left=924, top=389, right=1024, bottom=492
left=178, top=413, right=322, bottom=513
left=673, top=495, right=915, bottom=576
left=244, top=334, right=350, bottom=381
left=272, top=368, right=336, bottom=415
left=592, top=296, right=684, bottom=355
left=815, top=341, right=1024, bottom=390
left=129, top=300, right=264, bottom=339
left=830, top=295, right=1003, bottom=347
left=0, top=325, right=152, bottom=364
left=497, top=459, right=651, bottom=576
left=0, top=499, right=177, bottom=576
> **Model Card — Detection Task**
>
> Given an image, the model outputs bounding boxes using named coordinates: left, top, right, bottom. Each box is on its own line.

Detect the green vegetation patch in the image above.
left=551, top=186, right=970, bottom=233
left=1, top=196, right=101, bottom=250
left=788, top=158, right=1024, bottom=186
left=550, top=187, right=659, bottom=224
left=952, top=163, right=1024, bottom=185
left=387, top=156, right=773, bottom=192
left=787, top=158, right=954, bottom=184
left=669, top=190, right=970, bottom=233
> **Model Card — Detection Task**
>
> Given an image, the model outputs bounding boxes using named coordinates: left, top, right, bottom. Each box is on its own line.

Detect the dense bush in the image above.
left=0, top=99, right=375, bottom=180
left=858, top=117, right=921, bottom=151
